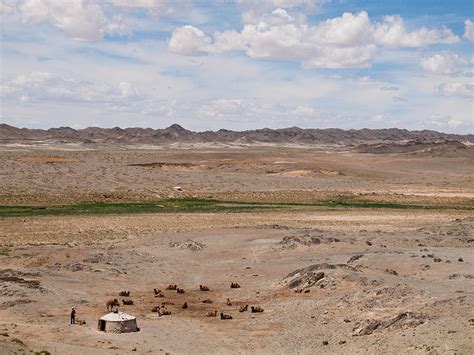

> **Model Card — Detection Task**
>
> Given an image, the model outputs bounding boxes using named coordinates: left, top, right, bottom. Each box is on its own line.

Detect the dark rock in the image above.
left=347, top=254, right=363, bottom=264
left=353, top=320, right=381, bottom=335
left=287, top=272, right=325, bottom=289
left=353, top=312, right=425, bottom=336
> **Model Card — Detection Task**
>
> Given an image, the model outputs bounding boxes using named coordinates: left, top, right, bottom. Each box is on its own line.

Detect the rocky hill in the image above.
left=354, top=140, right=472, bottom=157
left=1, top=123, right=473, bottom=145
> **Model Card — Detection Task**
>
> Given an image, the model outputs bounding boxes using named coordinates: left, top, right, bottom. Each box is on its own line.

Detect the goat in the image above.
left=251, top=306, right=264, bottom=313
left=199, top=285, right=210, bottom=291
left=160, top=308, right=171, bottom=316
left=239, top=305, right=248, bottom=312
left=220, top=313, right=233, bottom=320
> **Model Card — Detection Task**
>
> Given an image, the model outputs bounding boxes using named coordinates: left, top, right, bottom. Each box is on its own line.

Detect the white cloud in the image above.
left=108, top=0, right=178, bottom=19
left=368, top=114, right=400, bottom=126
left=197, top=98, right=320, bottom=124
left=213, top=30, right=247, bottom=53
left=198, top=99, right=247, bottom=119
left=19, top=0, right=127, bottom=41
left=428, top=113, right=464, bottom=129
left=236, top=0, right=318, bottom=12
left=436, top=82, right=474, bottom=98
left=311, top=11, right=374, bottom=46
left=464, top=19, right=474, bottom=41
left=168, top=25, right=213, bottom=55
left=0, top=1, right=16, bottom=14
left=258, top=0, right=317, bottom=10
left=373, top=15, right=459, bottom=48
left=109, top=0, right=167, bottom=9
left=380, top=86, right=399, bottom=91
left=168, top=11, right=460, bottom=69
left=0, top=71, right=140, bottom=103
left=420, top=52, right=463, bottom=75
left=241, top=0, right=318, bottom=24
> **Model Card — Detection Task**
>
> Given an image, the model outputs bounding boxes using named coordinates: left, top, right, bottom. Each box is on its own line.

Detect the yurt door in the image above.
left=98, top=320, right=106, bottom=331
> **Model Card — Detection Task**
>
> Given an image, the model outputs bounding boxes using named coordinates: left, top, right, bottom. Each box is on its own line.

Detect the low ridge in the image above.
left=0, top=123, right=472, bottom=145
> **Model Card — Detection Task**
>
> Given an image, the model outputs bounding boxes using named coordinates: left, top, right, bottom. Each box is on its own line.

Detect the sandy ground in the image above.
left=0, top=143, right=473, bottom=205
left=0, top=144, right=473, bottom=354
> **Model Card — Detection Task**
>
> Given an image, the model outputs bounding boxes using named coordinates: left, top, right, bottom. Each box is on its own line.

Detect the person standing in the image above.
left=70, top=307, right=76, bottom=324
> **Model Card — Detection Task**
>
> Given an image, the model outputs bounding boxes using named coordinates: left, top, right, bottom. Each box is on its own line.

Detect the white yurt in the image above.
left=98, top=312, right=139, bottom=333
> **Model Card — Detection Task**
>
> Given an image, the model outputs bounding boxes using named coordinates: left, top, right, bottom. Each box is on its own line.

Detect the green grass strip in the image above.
left=0, top=197, right=472, bottom=218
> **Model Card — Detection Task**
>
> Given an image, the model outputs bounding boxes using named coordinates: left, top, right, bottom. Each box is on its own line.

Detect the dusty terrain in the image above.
left=0, top=142, right=473, bottom=205
left=0, top=141, right=473, bottom=354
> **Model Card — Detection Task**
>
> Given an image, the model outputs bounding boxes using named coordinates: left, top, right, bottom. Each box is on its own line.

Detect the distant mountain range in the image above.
left=1, top=123, right=473, bottom=145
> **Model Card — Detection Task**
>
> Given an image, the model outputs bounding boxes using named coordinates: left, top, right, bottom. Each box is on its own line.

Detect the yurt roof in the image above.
left=100, top=312, right=136, bottom=322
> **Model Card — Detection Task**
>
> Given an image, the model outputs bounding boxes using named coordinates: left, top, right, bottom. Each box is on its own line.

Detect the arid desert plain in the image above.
left=0, top=139, right=473, bottom=354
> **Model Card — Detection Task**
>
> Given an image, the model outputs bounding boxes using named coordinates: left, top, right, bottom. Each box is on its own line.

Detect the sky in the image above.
left=1, top=0, right=473, bottom=133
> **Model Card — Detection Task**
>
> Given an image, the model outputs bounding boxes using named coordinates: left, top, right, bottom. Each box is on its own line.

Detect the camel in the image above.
left=294, top=289, right=303, bottom=293
left=177, top=288, right=185, bottom=294
left=202, top=299, right=213, bottom=304
left=166, top=284, right=177, bottom=290
left=162, top=301, right=174, bottom=306
left=239, top=305, right=248, bottom=312
left=122, top=299, right=134, bottom=305
left=207, top=310, right=217, bottom=317
left=220, top=313, right=233, bottom=320
left=152, top=306, right=171, bottom=316
left=226, top=298, right=232, bottom=306
left=230, top=282, right=240, bottom=289
left=251, top=306, right=264, bottom=313
left=106, top=299, right=120, bottom=311
left=119, top=291, right=130, bottom=297
left=199, top=285, right=210, bottom=291
left=182, top=302, right=188, bottom=309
